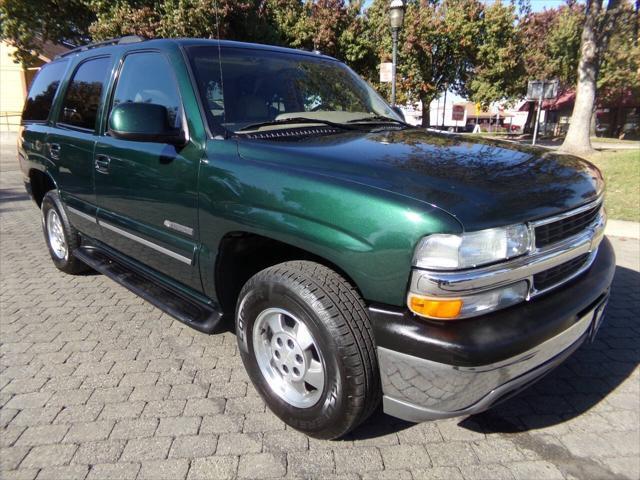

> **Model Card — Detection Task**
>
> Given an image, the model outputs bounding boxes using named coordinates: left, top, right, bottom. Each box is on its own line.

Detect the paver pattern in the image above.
left=1, top=133, right=639, bottom=479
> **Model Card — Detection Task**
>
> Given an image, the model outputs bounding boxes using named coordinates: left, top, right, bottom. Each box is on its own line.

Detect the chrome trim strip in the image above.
left=530, top=196, right=603, bottom=228
left=99, top=221, right=193, bottom=265
left=163, top=220, right=194, bottom=236
left=411, top=211, right=606, bottom=297
left=67, top=206, right=97, bottom=224
left=532, top=249, right=597, bottom=296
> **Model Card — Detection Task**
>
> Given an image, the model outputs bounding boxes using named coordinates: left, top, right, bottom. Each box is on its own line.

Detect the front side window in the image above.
left=22, top=60, right=68, bottom=123
left=186, top=46, right=400, bottom=133
left=59, top=56, right=111, bottom=130
left=111, top=52, right=183, bottom=129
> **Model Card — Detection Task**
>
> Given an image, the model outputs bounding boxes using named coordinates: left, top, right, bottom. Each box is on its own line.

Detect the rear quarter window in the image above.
left=22, top=60, right=68, bottom=123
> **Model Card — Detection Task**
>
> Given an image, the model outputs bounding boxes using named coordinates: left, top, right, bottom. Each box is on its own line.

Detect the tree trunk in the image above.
left=561, top=0, right=621, bottom=156
left=560, top=0, right=602, bottom=155
left=523, top=101, right=535, bottom=134
left=590, top=109, right=597, bottom=137
left=421, top=95, right=436, bottom=128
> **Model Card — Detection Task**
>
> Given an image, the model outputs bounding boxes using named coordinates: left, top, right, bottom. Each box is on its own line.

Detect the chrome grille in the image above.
left=533, top=253, right=590, bottom=291
left=535, top=204, right=601, bottom=249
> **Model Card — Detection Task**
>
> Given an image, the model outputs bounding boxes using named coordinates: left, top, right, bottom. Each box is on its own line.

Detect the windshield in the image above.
left=186, top=46, right=401, bottom=133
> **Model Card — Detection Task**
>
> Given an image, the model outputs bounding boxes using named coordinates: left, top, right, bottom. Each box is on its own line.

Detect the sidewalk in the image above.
left=606, top=219, right=640, bottom=240
left=476, top=134, right=640, bottom=152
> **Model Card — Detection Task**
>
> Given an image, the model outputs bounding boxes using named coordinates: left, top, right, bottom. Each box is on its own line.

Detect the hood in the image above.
left=236, top=128, right=603, bottom=231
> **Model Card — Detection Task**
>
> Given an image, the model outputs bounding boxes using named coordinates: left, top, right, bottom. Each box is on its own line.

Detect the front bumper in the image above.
left=369, top=237, right=615, bottom=422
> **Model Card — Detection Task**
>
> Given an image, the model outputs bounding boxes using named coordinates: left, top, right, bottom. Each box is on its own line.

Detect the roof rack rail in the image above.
left=55, top=35, right=146, bottom=59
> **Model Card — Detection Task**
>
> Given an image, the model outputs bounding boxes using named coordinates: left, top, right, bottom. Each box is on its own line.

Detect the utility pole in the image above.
left=442, top=88, right=447, bottom=128
left=389, top=0, right=405, bottom=107
left=532, top=89, right=543, bottom=146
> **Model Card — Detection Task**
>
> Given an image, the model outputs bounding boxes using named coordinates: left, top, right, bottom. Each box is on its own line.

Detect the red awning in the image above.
left=519, top=91, right=575, bottom=111
left=519, top=87, right=639, bottom=112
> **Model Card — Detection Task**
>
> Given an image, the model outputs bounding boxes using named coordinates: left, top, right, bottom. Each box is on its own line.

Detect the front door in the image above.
left=94, top=51, right=202, bottom=290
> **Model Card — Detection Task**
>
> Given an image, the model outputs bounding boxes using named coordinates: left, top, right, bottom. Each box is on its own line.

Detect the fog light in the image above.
left=408, top=281, right=528, bottom=320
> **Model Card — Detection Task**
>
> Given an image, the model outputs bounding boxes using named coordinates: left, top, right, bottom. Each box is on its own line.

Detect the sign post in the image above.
left=527, top=80, right=558, bottom=146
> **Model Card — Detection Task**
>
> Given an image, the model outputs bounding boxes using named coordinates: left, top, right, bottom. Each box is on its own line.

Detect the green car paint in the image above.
left=18, top=38, right=603, bottom=311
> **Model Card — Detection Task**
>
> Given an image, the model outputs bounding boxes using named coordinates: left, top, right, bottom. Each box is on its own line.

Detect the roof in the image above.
left=54, top=36, right=338, bottom=63
left=38, top=40, right=71, bottom=61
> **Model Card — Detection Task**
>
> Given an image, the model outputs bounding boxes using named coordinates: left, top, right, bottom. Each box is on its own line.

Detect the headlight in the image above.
left=413, top=224, right=531, bottom=270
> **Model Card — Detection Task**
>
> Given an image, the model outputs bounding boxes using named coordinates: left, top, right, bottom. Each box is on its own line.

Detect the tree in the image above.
left=89, top=1, right=162, bottom=40
left=597, top=1, right=640, bottom=137
left=399, top=0, right=483, bottom=126
left=519, top=4, right=584, bottom=133
left=561, top=0, right=623, bottom=155
left=521, top=4, right=585, bottom=89
left=468, top=1, right=526, bottom=108
left=0, top=0, right=94, bottom=66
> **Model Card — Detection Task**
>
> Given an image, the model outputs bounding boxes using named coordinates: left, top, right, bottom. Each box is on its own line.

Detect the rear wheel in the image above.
left=236, top=260, right=380, bottom=439
left=41, top=191, right=88, bottom=274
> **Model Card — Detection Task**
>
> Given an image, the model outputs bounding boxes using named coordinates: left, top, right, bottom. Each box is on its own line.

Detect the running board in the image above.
left=74, top=247, right=223, bottom=334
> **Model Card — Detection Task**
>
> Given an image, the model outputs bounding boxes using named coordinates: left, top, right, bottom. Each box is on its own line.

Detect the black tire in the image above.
left=236, top=260, right=380, bottom=439
left=41, top=191, right=88, bottom=274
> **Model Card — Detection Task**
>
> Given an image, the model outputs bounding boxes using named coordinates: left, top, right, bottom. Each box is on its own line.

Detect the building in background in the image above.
left=0, top=40, right=69, bottom=132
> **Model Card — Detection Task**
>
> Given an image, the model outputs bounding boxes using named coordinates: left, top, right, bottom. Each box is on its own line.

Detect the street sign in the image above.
left=380, top=62, right=392, bottom=83
left=527, top=80, right=559, bottom=101
left=452, top=105, right=465, bottom=121
left=527, top=79, right=558, bottom=146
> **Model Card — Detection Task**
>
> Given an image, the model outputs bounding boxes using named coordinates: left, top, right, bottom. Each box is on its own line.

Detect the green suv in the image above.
left=19, top=36, right=615, bottom=439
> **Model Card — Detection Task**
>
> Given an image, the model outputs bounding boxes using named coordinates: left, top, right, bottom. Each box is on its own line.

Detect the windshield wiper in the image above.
left=346, top=115, right=408, bottom=126
left=235, top=117, right=356, bottom=133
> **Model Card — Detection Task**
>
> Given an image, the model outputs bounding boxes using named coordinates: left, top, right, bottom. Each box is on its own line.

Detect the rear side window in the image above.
left=111, top=52, right=183, bottom=129
left=22, top=60, right=68, bottom=123
left=59, top=56, right=112, bottom=131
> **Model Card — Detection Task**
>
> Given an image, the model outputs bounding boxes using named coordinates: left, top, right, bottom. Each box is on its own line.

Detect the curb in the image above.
left=606, top=219, right=640, bottom=239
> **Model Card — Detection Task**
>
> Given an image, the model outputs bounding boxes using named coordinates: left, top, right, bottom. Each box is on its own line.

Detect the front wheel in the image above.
left=236, top=261, right=380, bottom=439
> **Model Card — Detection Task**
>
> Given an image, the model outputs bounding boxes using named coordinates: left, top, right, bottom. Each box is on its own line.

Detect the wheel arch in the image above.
left=28, top=168, right=57, bottom=207
left=214, top=231, right=365, bottom=317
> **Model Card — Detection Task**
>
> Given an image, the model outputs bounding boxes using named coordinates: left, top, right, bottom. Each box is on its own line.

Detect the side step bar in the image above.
left=74, top=247, right=223, bottom=334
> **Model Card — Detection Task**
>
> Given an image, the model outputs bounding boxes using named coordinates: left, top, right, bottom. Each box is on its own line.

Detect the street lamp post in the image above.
left=389, top=0, right=405, bottom=107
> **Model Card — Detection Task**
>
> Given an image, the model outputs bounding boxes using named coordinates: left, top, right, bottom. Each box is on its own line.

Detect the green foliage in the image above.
left=397, top=0, right=482, bottom=123
left=546, top=6, right=584, bottom=86
left=468, top=1, right=525, bottom=107
left=89, top=1, right=162, bottom=40
left=2, top=0, right=636, bottom=130
left=597, top=1, right=640, bottom=104
left=520, top=4, right=584, bottom=87
left=0, top=0, right=94, bottom=66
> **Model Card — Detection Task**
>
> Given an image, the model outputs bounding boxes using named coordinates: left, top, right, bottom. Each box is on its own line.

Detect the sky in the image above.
left=362, top=0, right=576, bottom=13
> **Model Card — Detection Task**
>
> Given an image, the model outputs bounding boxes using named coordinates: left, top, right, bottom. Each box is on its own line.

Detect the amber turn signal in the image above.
left=408, top=294, right=463, bottom=320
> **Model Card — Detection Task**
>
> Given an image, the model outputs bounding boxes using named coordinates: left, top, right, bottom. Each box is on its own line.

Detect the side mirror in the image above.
left=391, top=105, right=406, bottom=123
left=108, top=103, right=186, bottom=146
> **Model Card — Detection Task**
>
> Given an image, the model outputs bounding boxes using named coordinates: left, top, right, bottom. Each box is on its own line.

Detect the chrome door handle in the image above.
left=49, top=143, right=61, bottom=159
left=95, top=154, right=111, bottom=174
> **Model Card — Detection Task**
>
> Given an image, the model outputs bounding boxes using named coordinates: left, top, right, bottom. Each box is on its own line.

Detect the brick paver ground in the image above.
left=1, top=133, right=639, bottom=479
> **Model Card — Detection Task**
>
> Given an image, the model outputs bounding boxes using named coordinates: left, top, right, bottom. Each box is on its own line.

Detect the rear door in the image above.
left=94, top=51, right=202, bottom=290
left=19, top=60, right=69, bottom=197
left=46, top=55, right=113, bottom=239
